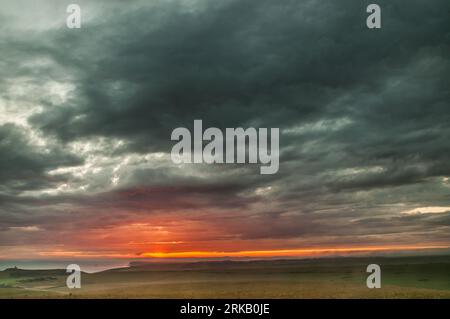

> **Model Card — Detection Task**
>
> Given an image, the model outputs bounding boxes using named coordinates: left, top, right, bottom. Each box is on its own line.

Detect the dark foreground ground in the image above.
left=1, top=255, right=450, bottom=298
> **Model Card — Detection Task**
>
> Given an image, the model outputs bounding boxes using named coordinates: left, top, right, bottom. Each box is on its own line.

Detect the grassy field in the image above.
left=1, top=255, right=450, bottom=298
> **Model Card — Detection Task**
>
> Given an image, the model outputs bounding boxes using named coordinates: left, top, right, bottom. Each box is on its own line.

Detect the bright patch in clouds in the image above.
left=402, top=207, right=450, bottom=215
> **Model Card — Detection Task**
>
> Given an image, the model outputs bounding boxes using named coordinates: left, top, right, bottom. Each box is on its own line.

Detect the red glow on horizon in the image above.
left=29, top=244, right=450, bottom=260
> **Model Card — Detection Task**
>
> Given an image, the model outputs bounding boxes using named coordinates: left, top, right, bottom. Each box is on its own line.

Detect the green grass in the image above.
left=1, top=255, right=450, bottom=298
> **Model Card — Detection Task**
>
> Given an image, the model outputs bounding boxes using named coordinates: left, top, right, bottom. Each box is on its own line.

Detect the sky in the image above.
left=0, top=0, right=450, bottom=264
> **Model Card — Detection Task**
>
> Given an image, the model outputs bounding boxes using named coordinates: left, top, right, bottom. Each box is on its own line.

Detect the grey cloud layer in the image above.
left=1, top=0, right=450, bottom=250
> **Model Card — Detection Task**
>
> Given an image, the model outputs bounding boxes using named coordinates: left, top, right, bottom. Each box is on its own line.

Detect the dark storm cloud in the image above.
left=26, top=0, right=450, bottom=186
left=87, top=183, right=255, bottom=212
left=1, top=0, right=450, bottom=250
left=0, top=124, right=82, bottom=193
left=22, top=1, right=386, bottom=139
left=0, top=177, right=256, bottom=231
